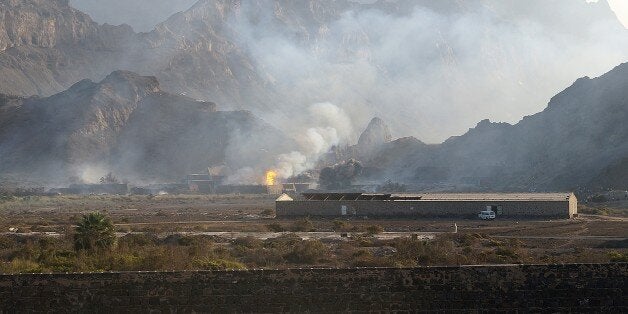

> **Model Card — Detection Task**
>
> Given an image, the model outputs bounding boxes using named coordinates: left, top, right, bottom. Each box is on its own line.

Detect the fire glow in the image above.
left=265, top=170, right=278, bottom=186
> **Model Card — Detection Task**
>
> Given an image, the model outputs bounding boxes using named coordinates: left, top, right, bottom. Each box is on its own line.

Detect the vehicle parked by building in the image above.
left=478, top=210, right=496, bottom=220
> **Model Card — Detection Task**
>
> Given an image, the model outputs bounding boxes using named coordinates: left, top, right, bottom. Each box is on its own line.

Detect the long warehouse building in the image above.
left=276, top=192, right=578, bottom=219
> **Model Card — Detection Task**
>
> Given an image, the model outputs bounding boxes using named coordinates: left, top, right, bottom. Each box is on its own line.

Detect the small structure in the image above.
left=276, top=192, right=578, bottom=219
left=185, top=170, right=225, bottom=194
left=281, top=183, right=314, bottom=194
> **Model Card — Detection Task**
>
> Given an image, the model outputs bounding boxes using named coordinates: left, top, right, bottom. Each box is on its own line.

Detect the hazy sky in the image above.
left=68, top=0, right=628, bottom=144
left=69, top=0, right=197, bottom=32
left=70, top=0, right=628, bottom=31
left=592, top=0, right=628, bottom=27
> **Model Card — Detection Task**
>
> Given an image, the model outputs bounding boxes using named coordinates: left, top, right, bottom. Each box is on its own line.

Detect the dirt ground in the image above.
left=0, top=194, right=626, bottom=270
left=0, top=194, right=626, bottom=237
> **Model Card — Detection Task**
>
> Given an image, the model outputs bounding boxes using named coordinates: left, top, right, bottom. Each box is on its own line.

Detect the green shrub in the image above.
left=1, top=259, right=43, bottom=274
left=192, top=257, right=246, bottom=270
left=73, top=212, right=116, bottom=251
left=608, top=251, right=628, bottom=262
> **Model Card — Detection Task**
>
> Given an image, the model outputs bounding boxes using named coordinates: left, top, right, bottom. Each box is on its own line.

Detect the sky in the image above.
left=69, top=0, right=628, bottom=31
left=592, top=0, right=628, bottom=27
left=69, top=0, right=197, bottom=32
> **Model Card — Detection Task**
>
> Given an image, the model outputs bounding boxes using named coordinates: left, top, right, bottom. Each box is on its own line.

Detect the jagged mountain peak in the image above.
left=359, top=117, right=392, bottom=145
left=356, top=117, right=393, bottom=157
left=99, top=71, right=161, bottom=95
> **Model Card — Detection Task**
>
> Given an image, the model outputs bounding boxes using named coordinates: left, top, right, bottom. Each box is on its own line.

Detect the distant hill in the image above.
left=0, top=71, right=295, bottom=183
left=362, top=63, right=628, bottom=191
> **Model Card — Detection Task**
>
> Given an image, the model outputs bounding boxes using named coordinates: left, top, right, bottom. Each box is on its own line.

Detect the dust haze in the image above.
left=63, top=0, right=628, bottom=183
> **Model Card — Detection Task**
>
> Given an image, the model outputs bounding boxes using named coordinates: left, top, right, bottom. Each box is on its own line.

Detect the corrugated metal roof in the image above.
left=392, top=193, right=573, bottom=201
left=298, top=192, right=573, bottom=202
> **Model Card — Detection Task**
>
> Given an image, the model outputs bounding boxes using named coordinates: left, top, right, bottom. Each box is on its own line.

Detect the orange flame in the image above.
left=265, top=170, right=278, bottom=186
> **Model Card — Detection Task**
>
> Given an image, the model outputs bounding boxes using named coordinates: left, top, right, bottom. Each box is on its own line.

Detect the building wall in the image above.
left=0, top=264, right=625, bottom=312
left=277, top=199, right=575, bottom=218
left=570, top=194, right=578, bottom=217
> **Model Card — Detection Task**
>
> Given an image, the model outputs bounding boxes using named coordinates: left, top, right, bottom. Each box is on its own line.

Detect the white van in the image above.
left=478, top=210, right=496, bottom=220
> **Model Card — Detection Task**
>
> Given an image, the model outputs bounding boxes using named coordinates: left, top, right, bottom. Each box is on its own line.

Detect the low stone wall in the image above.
left=1, top=263, right=626, bottom=312
left=277, top=199, right=573, bottom=218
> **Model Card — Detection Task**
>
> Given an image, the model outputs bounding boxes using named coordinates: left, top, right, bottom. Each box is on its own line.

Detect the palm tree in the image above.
left=74, top=212, right=116, bottom=251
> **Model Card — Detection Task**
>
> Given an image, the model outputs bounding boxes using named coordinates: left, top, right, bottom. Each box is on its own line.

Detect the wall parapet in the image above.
left=1, top=263, right=626, bottom=312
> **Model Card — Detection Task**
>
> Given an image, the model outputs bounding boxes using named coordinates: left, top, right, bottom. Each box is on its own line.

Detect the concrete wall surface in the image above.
left=277, top=200, right=573, bottom=218
left=0, top=263, right=626, bottom=312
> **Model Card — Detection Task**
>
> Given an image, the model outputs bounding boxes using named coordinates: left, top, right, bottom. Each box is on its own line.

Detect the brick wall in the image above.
left=1, top=263, right=625, bottom=312
left=277, top=199, right=574, bottom=218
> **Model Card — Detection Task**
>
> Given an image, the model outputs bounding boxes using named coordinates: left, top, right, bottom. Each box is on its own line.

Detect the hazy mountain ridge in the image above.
left=0, top=0, right=626, bottom=189
left=364, top=63, right=628, bottom=190
left=0, top=71, right=295, bottom=183
left=0, top=0, right=626, bottom=141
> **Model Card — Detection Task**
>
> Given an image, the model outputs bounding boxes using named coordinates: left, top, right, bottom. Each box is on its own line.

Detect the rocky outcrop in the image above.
left=357, top=117, right=393, bottom=158
left=0, top=71, right=295, bottom=183
left=0, top=0, right=137, bottom=96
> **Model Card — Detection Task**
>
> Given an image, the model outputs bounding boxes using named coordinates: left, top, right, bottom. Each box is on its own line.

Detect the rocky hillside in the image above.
left=365, top=63, right=628, bottom=191
left=0, top=71, right=295, bottom=183
left=0, top=0, right=136, bottom=96
left=0, top=0, right=625, bottom=141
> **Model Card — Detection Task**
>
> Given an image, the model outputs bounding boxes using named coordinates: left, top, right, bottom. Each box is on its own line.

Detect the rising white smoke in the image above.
left=229, top=0, right=628, bottom=143
left=272, top=102, right=354, bottom=180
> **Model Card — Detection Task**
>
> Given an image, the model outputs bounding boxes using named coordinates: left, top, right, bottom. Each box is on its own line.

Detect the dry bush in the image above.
left=365, top=225, right=384, bottom=235
left=285, top=239, right=329, bottom=264
left=233, top=236, right=263, bottom=249
left=266, top=223, right=285, bottom=232
left=349, top=250, right=394, bottom=268
left=289, top=218, right=315, bottom=232
left=192, top=257, right=246, bottom=270
left=0, top=259, right=43, bottom=273
left=332, top=220, right=351, bottom=232
left=236, top=247, right=286, bottom=267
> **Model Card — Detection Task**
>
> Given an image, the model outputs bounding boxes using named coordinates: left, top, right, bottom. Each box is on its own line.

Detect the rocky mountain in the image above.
left=0, top=0, right=136, bottom=96
left=0, top=0, right=626, bottom=141
left=364, top=62, right=628, bottom=191
left=356, top=117, right=392, bottom=157
left=68, top=0, right=197, bottom=32
left=0, top=71, right=295, bottom=183
left=0, top=0, right=626, bottom=188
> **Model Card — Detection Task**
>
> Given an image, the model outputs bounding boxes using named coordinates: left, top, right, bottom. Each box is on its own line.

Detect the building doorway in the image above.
left=487, top=205, right=503, bottom=215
